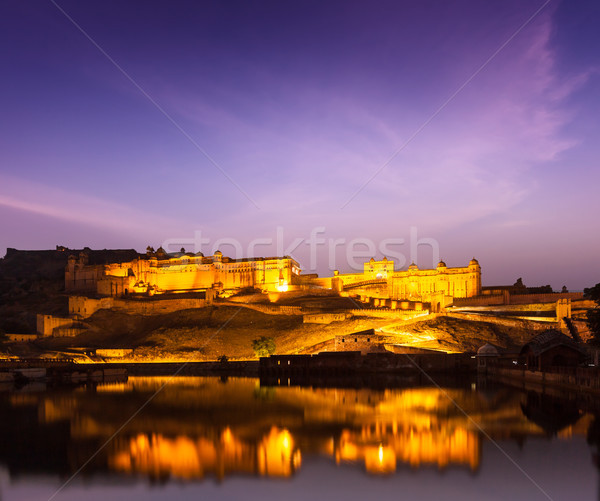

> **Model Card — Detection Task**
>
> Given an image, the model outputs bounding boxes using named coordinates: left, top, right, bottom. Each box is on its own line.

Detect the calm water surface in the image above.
left=0, top=376, right=598, bottom=500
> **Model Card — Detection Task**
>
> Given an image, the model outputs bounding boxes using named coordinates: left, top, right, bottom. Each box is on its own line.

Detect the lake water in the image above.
left=0, top=376, right=598, bottom=500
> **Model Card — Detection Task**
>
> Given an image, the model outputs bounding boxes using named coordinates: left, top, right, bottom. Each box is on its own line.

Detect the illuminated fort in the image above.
left=65, top=246, right=481, bottom=304
left=65, top=247, right=301, bottom=296
left=327, top=257, right=481, bottom=304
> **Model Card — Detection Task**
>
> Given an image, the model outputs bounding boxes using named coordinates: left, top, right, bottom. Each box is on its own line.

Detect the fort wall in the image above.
left=69, top=296, right=209, bottom=318
left=348, top=309, right=430, bottom=319
left=112, top=298, right=208, bottom=315
left=454, top=291, right=583, bottom=307
left=452, top=294, right=507, bottom=307
left=303, top=313, right=349, bottom=324
left=36, top=315, right=75, bottom=337
left=226, top=302, right=304, bottom=315
left=53, top=327, right=87, bottom=337
left=69, top=296, right=113, bottom=318
left=452, top=302, right=556, bottom=312
left=96, top=349, right=133, bottom=358
left=6, top=333, right=38, bottom=342
left=509, top=292, right=583, bottom=304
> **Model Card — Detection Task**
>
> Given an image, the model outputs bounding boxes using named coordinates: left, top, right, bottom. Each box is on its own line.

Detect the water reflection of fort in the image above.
left=0, top=377, right=593, bottom=481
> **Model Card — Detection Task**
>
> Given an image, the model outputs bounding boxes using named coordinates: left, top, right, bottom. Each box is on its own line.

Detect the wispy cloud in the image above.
left=0, top=174, right=193, bottom=239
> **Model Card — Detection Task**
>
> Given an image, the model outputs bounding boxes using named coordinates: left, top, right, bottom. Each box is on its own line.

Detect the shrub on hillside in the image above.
left=251, top=336, right=276, bottom=358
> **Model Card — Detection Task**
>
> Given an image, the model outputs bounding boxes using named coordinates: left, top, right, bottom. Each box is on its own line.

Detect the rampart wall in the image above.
left=69, top=296, right=113, bottom=318
left=6, top=334, right=38, bottom=342
left=348, top=309, right=430, bottom=319
left=96, top=349, right=133, bottom=358
left=509, top=292, right=583, bottom=304
left=69, top=295, right=208, bottom=318
left=111, top=298, right=207, bottom=315
left=303, top=313, right=349, bottom=324
left=356, top=297, right=427, bottom=310
left=53, top=327, right=87, bottom=337
left=227, top=302, right=304, bottom=315
left=452, top=303, right=556, bottom=312
left=36, top=315, right=74, bottom=337
left=454, top=291, right=583, bottom=307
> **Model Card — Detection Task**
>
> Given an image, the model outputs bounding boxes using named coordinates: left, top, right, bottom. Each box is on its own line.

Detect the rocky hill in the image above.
left=5, top=304, right=539, bottom=362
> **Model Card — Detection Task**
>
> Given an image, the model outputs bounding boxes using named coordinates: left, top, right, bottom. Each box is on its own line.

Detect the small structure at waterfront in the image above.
left=520, top=329, right=587, bottom=371
left=476, top=343, right=500, bottom=373
left=334, top=329, right=386, bottom=354
left=259, top=351, right=476, bottom=382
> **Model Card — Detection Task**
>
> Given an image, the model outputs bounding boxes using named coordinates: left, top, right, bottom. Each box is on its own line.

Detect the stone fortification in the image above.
left=329, top=258, right=481, bottom=306
left=69, top=295, right=210, bottom=319
left=66, top=248, right=300, bottom=297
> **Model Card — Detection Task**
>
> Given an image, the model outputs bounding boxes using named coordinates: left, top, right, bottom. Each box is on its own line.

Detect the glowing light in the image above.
left=258, top=427, right=299, bottom=476
left=222, top=427, right=233, bottom=444
left=277, top=281, right=289, bottom=292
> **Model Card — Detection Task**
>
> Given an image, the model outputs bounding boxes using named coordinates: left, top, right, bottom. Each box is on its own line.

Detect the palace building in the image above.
left=65, top=248, right=301, bottom=297
left=328, top=257, right=482, bottom=304
left=64, top=245, right=480, bottom=305
left=389, top=258, right=481, bottom=301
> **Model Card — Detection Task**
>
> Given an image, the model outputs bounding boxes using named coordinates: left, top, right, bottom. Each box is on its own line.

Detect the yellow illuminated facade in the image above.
left=64, top=245, right=479, bottom=303
left=329, top=257, right=482, bottom=303
left=65, top=249, right=301, bottom=296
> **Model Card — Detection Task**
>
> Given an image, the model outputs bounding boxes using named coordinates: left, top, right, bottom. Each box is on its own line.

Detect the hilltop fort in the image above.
left=65, top=246, right=481, bottom=307
left=0, top=246, right=592, bottom=362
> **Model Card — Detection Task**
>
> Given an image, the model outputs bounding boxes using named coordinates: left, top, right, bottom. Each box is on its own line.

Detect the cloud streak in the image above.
left=0, top=174, right=193, bottom=241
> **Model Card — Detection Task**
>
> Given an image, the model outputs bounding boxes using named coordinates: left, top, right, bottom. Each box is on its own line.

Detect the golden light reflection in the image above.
left=109, top=426, right=301, bottom=480
left=364, top=444, right=396, bottom=474
left=16, top=377, right=593, bottom=482
left=258, top=427, right=301, bottom=476
left=110, top=434, right=210, bottom=479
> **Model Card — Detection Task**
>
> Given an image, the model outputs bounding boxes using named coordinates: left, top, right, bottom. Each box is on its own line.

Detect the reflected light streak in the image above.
left=10, top=377, right=593, bottom=482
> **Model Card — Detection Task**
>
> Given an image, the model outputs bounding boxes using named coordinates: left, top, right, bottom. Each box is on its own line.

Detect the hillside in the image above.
left=0, top=247, right=138, bottom=334
left=7, top=304, right=539, bottom=362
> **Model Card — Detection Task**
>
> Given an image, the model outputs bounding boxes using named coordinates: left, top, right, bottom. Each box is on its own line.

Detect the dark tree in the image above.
left=584, top=283, right=600, bottom=345
left=252, top=336, right=276, bottom=358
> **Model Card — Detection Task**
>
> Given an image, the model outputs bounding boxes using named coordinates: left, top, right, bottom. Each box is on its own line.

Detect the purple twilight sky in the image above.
left=0, top=0, right=599, bottom=290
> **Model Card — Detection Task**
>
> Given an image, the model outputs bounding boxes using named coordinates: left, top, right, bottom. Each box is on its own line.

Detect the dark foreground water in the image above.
left=0, top=376, right=599, bottom=500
